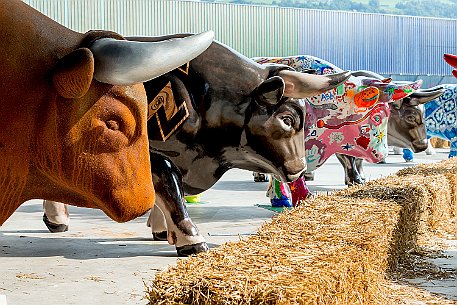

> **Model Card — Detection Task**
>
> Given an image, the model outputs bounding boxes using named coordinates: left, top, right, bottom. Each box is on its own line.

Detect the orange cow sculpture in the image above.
left=0, top=0, right=213, bottom=225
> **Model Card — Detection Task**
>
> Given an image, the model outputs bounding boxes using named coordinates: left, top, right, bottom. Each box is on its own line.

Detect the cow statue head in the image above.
left=0, top=0, right=213, bottom=224
left=351, top=70, right=444, bottom=153
left=444, top=53, right=457, bottom=78
left=254, top=56, right=422, bottom=172
left=141, top=39, right=351, bottom=187
left=388, top=88, right=444, bottom=151
left=242, top=67, right=351, bottom=181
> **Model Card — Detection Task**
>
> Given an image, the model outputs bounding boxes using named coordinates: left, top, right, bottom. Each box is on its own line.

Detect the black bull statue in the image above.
left=42, top=38, right=351, bottom=256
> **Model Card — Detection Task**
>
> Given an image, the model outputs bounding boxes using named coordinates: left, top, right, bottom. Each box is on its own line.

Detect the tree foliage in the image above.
left=202, top=0, right=457, bottom=19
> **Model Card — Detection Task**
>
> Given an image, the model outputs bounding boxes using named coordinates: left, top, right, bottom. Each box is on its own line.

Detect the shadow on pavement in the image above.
left=0, top=231, right=221, bottom=259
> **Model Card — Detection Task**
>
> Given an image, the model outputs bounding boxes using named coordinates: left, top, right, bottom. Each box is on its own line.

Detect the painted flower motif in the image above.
left=425, top=119, right=436, bottom=131
left=452, top=85, right=457, bottom=95
left=444, top=99, right=456, bottom=112
left=434, top=108, right=445, bottom=123
left=329, top=132, right=344, bottom=144
left=440, top=89, right=454, bottom=102
left=446, top=112, right=456, bottom=126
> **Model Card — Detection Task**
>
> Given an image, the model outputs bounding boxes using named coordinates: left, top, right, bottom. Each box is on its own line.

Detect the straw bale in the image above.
left=430, top=137, right=450, bottom=148
left=397, top=158, right=457, bottom=177
left=146, top=196, right=403, bottom=305
left=336, top=173, right=456, bottom=245
left=396, top=159, right=457, bottom=221
left=146, top=159, right=457, bottom=304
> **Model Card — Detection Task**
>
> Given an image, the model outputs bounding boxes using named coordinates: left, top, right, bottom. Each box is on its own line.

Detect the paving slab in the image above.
left=0, top=148, right=455, bottom=305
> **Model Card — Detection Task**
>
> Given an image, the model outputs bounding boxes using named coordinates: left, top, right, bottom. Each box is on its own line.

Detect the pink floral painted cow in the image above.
left=253, top=56, right=422, bottom=206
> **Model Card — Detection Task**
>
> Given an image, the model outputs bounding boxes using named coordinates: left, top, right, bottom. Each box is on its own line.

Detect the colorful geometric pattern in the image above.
left=254, top=55, right=421, bottom=206
left=424, top=84, right=457, bottom=157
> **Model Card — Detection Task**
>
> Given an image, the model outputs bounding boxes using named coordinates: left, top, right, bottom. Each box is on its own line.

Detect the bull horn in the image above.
left=351, top=70, right=385, bottom=80
left=279, top=70, right=351, bottom=98
left=444, top=53, right=457, bottom=69
left=414, top=84, right=445, bottom=93
left=408, top=88, right=445, bottom=105
left=404, top=79, right=423, bottom=92
left=90, top=31, right=214, bottom=85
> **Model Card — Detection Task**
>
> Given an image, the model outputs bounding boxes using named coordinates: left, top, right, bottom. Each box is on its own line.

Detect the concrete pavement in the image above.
left=0, top=148, right=455, bottom=304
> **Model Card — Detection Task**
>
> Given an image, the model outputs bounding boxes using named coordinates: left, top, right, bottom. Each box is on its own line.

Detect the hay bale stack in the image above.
left=396, top=158, right=457, bottom=226
left=397, top=157, right=457, bottom=177
left=147, top=196, right=402, bottom=305
left=146, top=159, right=457, bottom=304
left=430, top=137, right=450, bottom=148
left=336, top=174, right=456, bottom=248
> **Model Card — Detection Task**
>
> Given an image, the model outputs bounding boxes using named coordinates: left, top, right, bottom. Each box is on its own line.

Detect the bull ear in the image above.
left=278, top=70, right=351, bottom=98
left=52, top=48, right=94, bottom=99
left=253, top=76, right=285, bottom=107
left=391, top=99, right=402, bottom=110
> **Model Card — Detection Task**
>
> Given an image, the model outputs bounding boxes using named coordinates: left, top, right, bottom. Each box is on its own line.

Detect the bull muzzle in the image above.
left=411, top=139, right=428, bottom=153
left=283, top=158, right=307, bottom=182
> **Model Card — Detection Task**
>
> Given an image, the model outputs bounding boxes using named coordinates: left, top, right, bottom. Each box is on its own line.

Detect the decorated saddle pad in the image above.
left=146, top=63, right=190, bottom=141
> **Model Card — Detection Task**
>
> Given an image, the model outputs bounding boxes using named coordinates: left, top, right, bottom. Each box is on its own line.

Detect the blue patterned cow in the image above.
left=425, top=84, right=457, bottom=157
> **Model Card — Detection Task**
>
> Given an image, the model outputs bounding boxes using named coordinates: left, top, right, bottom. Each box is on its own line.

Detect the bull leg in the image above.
left=149, top=152, right=208, bottom=257
left=288, top=177, right=311, bottom=206
left=253, top=172, right=269, bottom=182
left=43, top=200, right=69, bottom=233
left=402, top=148, right=414, bottom=162
left=303, top=171, right=315, bottom=181
left=449, top=141, right=457, bottom=158
left=267, top=178, right=293, bottom=207
left=335, top=153, right=364, bottom=185
left=146, top=206, right=168, bottom=241
left=354, top=158, right=366, bottom=183
left=392, top=146, right=403, bottom=155
left=425, top=138, right=436, bottom=155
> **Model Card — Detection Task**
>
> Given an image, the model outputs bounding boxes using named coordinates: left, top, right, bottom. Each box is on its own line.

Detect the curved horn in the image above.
left=351, top=70, right=385, bottom=80
left=414, top=84, right=445, bottom=93
left=444, top=53, right=457, bottom=69
left=407, top=88, right=445, bottom=105
left=278, top=70, right=351, bottom=98
left=90, top=31, right=214, bottom=85
left=391, top=79, right=422, bottom=100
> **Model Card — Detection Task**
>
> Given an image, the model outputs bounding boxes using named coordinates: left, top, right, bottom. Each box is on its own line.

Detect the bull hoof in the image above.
left=303, top=172, right=314, bottom=181
left=152, top=231, right=168, bottom=241
left=346, top=176, right=365, bottom=186
left=43, top=214, right=68, bottom=233
left=253, top=173, right=269, bottom=182
left=176, top=242, right=209, bottom=257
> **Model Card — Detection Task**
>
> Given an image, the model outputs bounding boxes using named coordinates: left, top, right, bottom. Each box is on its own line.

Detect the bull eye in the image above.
left=405, top=115, right=416, bottom=124
left=106, top=119, right=120, bottom=131
left=282, top=116, right=294, bottom=127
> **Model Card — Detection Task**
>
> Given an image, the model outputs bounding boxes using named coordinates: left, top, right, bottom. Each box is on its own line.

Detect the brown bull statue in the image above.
left=0, top=0, right=213, bottom=225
